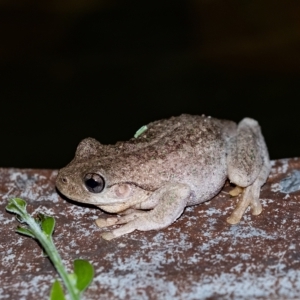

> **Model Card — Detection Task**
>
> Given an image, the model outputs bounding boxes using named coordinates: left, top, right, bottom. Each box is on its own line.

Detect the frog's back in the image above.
left=100, top=114, right=235, bottom=157
left=137, top=114, right=236, bottom=154
left=106, top=114, right=236, bottom=203
left=128, top=114, right=235, bottom=150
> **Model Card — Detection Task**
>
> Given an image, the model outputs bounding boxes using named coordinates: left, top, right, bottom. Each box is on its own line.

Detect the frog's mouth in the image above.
left=107, top=182, right=155, bottom=192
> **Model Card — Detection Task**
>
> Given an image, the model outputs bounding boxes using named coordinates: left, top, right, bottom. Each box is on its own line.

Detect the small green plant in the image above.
left=6, top=198, right=94, bottom=300
left=134, top=125, right=148, bottom=138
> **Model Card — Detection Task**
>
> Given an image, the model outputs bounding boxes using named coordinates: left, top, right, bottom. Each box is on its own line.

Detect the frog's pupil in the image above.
left=84, top=173, right=105, bottom=193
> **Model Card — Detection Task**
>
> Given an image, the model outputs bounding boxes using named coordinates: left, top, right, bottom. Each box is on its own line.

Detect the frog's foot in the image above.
left=228, top=186, right=244, bottom=197
left=95, top=211, right=148, bottom=228
left=101, top=231, right=118, bottom=241
left=96, top=217, right=119, bottom=228
left=100, top=210, right=180, bottom=241
left=226, top=183, right=261, bottom=224
left=227, top=161, right=270, bottom=224
left=100, top=183, right=190, bottom=240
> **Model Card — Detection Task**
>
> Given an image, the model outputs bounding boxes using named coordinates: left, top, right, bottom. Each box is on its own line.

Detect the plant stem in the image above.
left=22, top=214, right=79, bottom=300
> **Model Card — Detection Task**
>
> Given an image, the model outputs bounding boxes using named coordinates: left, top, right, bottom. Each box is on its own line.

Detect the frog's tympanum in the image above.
left=56, top=114, right=270, bottom=240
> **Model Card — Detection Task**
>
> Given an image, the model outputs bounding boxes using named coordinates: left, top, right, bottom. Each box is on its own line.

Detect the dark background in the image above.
left=1, top=0, right=300, bottom=169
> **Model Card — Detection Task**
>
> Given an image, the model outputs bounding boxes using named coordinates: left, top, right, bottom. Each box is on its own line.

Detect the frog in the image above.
left=55, top=114, right=270, bottom=240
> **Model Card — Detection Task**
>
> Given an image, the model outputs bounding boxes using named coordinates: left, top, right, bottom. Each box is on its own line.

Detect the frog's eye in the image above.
left=84, top=173, right=105, bottom=193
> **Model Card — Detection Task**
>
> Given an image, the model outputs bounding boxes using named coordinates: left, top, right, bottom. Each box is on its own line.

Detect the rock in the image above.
left=1, top=159, right=300, bottom=299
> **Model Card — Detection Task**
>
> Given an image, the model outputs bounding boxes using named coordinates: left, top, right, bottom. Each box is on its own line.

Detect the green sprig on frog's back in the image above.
left=56, top=114, right=270, bottom=240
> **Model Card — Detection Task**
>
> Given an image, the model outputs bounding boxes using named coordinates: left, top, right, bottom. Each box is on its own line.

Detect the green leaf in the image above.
left=73, top=259, right=94, bottom=293
left=50, top=280, right=66, bottom=300
left=5, top=198, right=27, bottom=215
left=39, top=214, right=55, bottom=237
left=16, top=226, right=36, bottom=238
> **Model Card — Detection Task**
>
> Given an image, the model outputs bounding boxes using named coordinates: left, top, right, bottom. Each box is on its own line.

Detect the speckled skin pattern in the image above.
left=56, top=114, right=270, bottom=240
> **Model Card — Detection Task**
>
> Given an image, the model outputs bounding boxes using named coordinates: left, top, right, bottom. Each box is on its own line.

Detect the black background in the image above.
left=1, top=1, right=300, bottom=168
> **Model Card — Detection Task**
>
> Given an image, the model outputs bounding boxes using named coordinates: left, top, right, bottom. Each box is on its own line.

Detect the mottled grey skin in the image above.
left=56, top=114, right=270, bottom=240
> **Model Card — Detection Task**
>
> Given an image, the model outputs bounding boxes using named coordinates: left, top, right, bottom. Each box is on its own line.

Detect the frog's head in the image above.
left=56, top=138, right=153, bottom=213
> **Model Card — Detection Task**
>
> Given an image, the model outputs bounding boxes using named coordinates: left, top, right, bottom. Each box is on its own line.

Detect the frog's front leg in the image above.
left=95, top=191, right=163, bottom=228
left=100, top=183, right=191, bottom=240
left=95, top=209, right=149, bottom=228
left=226, top=118, right=270, bottom=224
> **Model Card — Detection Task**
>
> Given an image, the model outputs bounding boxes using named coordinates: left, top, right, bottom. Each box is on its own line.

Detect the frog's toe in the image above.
left=250, top=197, right=262, bottom=215
left=226, top=213, right=242, bottom=225
left=101, top=231, right=117, bottom=241
left=228, top=186, right=244, bottom=197
left=95, top=217, right=119, bottom=228
left=101, top=223, right=136, bottom=240
left=115, top=211, right=148, bottom=224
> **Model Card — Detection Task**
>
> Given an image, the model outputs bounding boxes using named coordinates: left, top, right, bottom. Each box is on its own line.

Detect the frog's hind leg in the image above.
left=226, top=118, right=270, bottom=224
